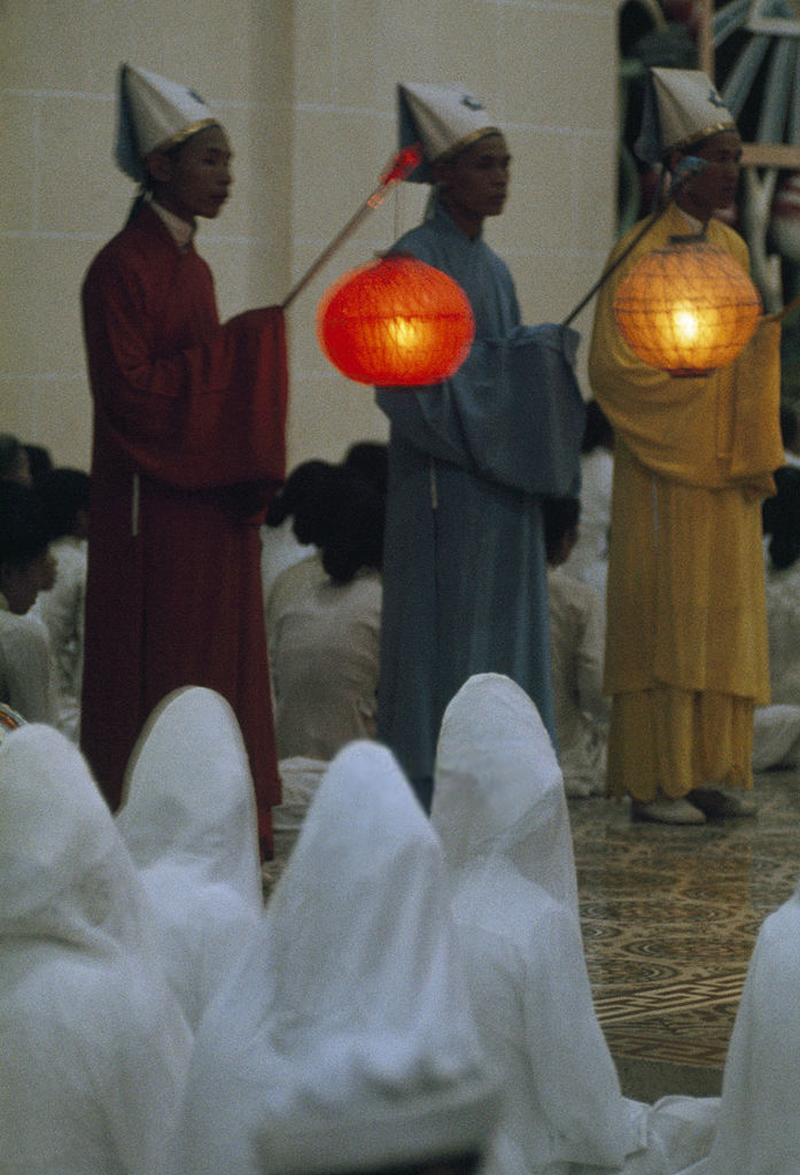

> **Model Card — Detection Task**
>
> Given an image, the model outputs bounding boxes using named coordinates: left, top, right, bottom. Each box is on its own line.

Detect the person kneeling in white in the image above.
left=171, top=740, right=500, bottom=1175
left=676, top=880, right=800, bottom=1175
left=116, top=686, right=265, bottom=1030
left=431, top=673, right=719, bottom=1175
left=0, top=725, right=192, bottom=1175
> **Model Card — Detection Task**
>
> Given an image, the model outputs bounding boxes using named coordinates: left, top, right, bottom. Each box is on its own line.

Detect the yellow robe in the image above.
left=588, top=203, right=784, bottom=801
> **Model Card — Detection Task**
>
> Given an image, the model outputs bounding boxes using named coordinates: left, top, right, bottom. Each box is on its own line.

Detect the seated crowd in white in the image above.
left=4, top=419, right=800, bottom=1171
left=2, top=675, right=797, bottom=1172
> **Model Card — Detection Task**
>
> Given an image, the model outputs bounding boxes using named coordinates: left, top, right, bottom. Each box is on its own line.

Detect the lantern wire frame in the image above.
left=316, top=254, right=476, bottom=386
left=612, top=233, right=763, bottom=375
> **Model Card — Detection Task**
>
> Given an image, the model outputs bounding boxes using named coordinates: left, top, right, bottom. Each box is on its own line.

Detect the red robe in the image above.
left=81, top=204, right=287, bottom=849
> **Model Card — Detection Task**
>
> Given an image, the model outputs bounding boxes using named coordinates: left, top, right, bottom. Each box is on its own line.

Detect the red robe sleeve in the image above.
left=82, top=206, right=288, bottom=493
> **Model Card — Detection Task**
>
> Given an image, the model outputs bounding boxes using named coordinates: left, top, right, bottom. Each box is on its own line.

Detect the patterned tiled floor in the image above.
left=570, top=767, right=800, bottom=1095
left=263, top=766, right=800, bottom=1099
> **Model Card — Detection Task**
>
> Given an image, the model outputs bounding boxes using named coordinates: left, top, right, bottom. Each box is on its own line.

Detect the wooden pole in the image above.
left=281, top=145, right=423, bottom=310
left=696, top=1, right=715, bottom=78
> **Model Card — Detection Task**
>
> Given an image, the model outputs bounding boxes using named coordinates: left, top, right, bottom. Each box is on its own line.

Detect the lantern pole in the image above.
left=281, top=145, right=423, bottom=311
left=561, top=157, right=709, bottom=327
left=561, top=206, right=672, bottom=327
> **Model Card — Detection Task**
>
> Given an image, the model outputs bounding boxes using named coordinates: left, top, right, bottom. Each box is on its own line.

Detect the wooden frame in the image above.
left=696, top=0, right=800, bottom=167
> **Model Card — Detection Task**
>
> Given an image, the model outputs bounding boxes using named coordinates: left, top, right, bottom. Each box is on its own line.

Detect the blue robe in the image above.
left=376, top=197, right=585, bottom=787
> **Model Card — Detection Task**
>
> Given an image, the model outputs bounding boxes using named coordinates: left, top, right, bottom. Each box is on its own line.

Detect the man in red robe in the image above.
left=81, top=64, right=287, bottom=856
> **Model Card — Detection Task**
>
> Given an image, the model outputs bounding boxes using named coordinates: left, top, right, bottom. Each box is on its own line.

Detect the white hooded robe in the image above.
left=677, top=884, right=800, bottom=1175
left=0, top=724, right=192, bottom=1175
left=432, top=673, right=647, bottom=1174
left=432, top=674, right=720, bottom=1175
left=115, top=686, right=264, bottom=1028
left=172, top=740, right=499, bottom=1175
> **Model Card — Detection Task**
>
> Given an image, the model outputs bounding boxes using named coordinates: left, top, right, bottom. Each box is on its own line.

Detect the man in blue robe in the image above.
left=377, top=83, right=585, bottom=805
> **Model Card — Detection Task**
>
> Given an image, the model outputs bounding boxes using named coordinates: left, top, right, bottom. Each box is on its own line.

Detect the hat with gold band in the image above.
left=115, top=63, right=221, bottom=182
left=398, top=82, right=502, bottom=183
left=635, top=67, right=737, bottom=165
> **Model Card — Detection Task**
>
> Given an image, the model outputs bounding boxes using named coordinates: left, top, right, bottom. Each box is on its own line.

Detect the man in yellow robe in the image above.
left=589, top=68, right=784, bottom=824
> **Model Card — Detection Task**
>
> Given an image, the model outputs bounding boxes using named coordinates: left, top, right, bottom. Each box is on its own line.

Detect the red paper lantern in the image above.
left=613, top=238, right=762, bottom=376
left=316, top=255, right=475, bottom=386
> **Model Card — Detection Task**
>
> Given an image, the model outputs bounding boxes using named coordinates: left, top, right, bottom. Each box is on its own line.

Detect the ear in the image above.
left=145, top=151, right=173, bottom=185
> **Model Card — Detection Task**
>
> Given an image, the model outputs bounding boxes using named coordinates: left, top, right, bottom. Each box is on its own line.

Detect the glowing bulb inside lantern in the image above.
left=387, top=316, right=423, bottom=353
left=672, top=305, right=701, bottom=345
left=612, top=238, right=762, bottom=375
left=316, top=255, right=475, bottom=385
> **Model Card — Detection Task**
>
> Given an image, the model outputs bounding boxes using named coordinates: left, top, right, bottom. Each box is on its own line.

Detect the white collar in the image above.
left=150, top=200, right=195, bottom=249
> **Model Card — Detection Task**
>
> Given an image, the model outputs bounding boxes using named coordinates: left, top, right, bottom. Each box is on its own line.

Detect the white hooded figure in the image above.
left=677, top=885, right=800, bottom=1175
left=0, top=724, right=192, bottom=1175
left=431, top=673, right=649, bottom=1174
left=431, top=674, right=721, bottom=1175
left=172, top=740, right=500, bottom=1175
left=115, top=686, right=264, bottom=1029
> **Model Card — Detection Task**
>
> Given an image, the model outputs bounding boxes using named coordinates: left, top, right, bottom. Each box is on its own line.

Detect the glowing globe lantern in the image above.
left=316, top=255, right=475, bottom=386
left=612, top=238, right=762, bottom=376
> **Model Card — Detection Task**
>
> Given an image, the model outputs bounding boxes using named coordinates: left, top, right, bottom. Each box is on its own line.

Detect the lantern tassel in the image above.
left=281, top=144, right=424, bottom=310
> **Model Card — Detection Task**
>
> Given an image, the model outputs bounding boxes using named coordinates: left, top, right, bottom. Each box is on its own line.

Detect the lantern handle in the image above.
left=561, top=159, right=710, bottom=327
left=281, top=144, right=424, bottom=310
left=561, top=203, right=672, bottom=327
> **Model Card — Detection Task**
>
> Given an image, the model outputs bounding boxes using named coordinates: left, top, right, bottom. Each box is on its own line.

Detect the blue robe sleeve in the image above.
left=378, top=322, right=585, bottom=498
